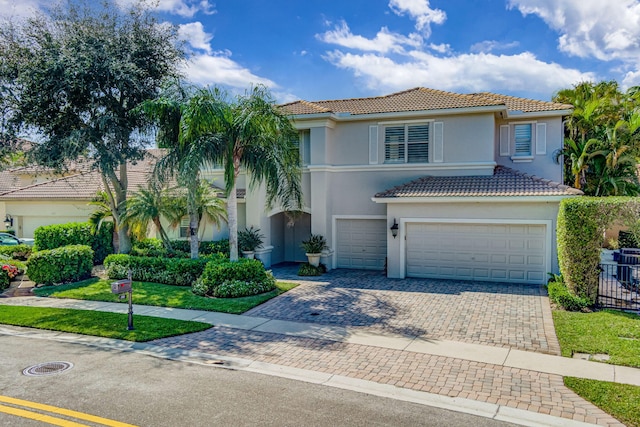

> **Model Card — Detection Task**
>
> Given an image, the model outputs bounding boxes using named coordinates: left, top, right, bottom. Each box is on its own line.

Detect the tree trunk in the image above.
left=228, top=180, right=239, bottom=261
left=188, top=182, right=199, bottom=259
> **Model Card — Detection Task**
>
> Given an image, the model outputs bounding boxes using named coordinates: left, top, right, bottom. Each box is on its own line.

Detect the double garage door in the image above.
left=406, top=222, right=547, bottom=284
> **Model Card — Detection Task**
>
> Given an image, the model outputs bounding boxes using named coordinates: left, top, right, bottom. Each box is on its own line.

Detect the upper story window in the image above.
left=292, top=130, right=311, bottom=166
left=384, top=123, right=429, bottom=163
left=513, top=124, right=532, bottom=157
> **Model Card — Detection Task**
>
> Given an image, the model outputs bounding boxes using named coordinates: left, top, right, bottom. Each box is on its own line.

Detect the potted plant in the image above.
left=301, top=234, right=328, bottom=267
left=238, top=226, right=264, bottom=259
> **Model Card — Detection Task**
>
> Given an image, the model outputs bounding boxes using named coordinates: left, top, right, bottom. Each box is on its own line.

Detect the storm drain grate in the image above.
left=23, top=361, right=74, bottom=377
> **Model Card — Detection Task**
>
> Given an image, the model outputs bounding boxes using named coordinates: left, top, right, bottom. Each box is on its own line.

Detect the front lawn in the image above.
left=0, top=305, right=211, bottom=341
left=33, top=278, right=298, bottom=314
left=552, top=309, right=640, bottom=368
left=564, top=377, right=640, bottom=427
left=553, top=309, right=640, bottom=426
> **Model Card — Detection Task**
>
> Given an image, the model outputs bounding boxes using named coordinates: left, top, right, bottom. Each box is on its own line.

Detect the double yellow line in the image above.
left=0, top=395, right=137, bottom=427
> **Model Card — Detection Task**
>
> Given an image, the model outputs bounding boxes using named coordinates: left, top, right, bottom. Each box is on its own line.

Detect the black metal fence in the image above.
left=598, top=251, right=640, bottom=311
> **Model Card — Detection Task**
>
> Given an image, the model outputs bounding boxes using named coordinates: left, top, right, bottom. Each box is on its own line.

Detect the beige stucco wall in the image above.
left=1, top=200, right=95, bottom=238
left=384, top=200, right=564, bottom=278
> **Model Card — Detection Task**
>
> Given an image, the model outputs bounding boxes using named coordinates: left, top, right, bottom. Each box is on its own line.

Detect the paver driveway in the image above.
left=247, top=266, right=560, bottom=355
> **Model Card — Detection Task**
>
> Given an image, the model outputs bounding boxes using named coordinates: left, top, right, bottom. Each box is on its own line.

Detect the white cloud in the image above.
left=428, top=43, right=450, bottom=54
left=0, top=0, right=42, bottom=19
left=323, top=49, right=595, bottom=96
left=183, top=52, right=276, bottom=89
left=178, top=22, right=213, bottom=54
left=508, top=0, right=640, bottom=61
left=470, top=40, right=520, bottom=54
left=317, top=21, right=422, bottom=54
left=388, top=0, right=446, bottom=37
left=117, top=0, right=215, bottom=18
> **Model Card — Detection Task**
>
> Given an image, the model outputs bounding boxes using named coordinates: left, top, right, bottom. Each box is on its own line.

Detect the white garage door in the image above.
left=406, top=222, right=547, bottom=284
left=336, top=219, right=387, bottom=270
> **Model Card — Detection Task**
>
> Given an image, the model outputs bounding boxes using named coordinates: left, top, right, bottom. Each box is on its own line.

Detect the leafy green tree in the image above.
left=0, top=0, right=184, bottom=253
left=553, top=81, right=640, bottom=195
left=142, top=84, right=302, bottom=261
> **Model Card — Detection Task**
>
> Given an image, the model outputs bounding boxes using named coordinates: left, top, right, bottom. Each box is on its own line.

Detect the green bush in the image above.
left=27, top=245, right=93, bottom=286
left=297, top=263, right=326, bottom=276
left=0, top=244, right=33, bottom=261
left=34, top=222, right=113, bottom=264
left=193, top=258, right=276, bottom=298
left=547, top=281, right=591, bottom=311
left=104, top=254, right=219, bottom=286
left=169, top=239, right=229, bottom=256
left=618, top=230, right=640, bottom=249
left=0, top=269, right=10, bottom=290
left=0, top=263, right=20, bottom=290
left=557, top=197, right=640, bottom=304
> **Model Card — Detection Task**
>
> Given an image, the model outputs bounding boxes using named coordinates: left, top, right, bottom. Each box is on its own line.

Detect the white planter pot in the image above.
left=306, top=253, right=321, bottom=267
left=242, top=251, right=255, bottom=259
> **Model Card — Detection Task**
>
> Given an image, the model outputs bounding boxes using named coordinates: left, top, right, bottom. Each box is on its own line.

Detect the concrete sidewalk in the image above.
left=1, top=296, right=639, bottom=387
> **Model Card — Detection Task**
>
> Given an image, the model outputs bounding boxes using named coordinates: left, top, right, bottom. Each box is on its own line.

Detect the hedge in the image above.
left=103, top=254, right=221, bottom=286
left=547, top=280, right=590, bottom=311
left=26, top=245, right=94, bottom=286
left=192, top=258, right=276, bottom=298
left=557, top=197, right=640, bottom=304
left=0, top=244, right=33, bottom=261
left=34, top=221, right=113, bottom=264
left=130, top=238, right=230, bottom=258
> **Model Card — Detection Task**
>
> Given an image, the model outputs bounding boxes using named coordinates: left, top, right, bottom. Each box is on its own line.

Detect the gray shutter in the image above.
left=536, top=123, right=547, bottom=155
left=369, top=125, right=378, bottom=164
left=499, top=125, right=510, bottom=156
left=433, top=121, right=443, bottom=162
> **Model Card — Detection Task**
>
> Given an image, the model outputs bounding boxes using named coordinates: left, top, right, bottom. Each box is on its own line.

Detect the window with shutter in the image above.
left=384, top=123, right=429, bottom=163
left=513, top=124, right=532, bottom=157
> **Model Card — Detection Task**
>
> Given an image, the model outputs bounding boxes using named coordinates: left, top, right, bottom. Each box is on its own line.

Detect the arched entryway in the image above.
left=270, top=212, right=311, bottom=265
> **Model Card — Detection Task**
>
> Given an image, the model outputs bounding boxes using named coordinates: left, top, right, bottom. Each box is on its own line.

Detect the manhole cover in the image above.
left=23, top=362, right=74, bottom=377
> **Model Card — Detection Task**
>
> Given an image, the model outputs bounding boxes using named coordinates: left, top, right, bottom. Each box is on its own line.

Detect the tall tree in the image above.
left=0, top=0, right=183, bottom=253
left=142, top=85, right=302, bottom=261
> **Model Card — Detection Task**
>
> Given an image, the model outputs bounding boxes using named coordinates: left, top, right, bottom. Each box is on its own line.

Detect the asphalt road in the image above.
left=0, top=334, right=518, bottom=427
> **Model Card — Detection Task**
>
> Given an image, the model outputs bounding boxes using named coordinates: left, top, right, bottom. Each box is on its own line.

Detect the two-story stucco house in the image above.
left=204, top=87, right=581, bottom=285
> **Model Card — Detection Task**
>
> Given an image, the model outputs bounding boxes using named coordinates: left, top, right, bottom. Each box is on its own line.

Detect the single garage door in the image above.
left=406, top=222, right=547, bottom=284
left=336, top=219, right=387, bottom=270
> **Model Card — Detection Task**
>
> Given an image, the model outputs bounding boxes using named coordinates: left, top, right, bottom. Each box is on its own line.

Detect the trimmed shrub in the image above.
left=297, top=263, right=326, bottom=276
left=104, top=254, right=219, bottom=286
left=34, top=221, right=113, bottom=264
left=547, top=281, right=590, bottom=311
left=168, top=239, right=229, bottom=256
left=618, top=230, right=640, bottom=249
left=27, top=245, right=93, bottom=286
left=0, top=263, right=20, bottom=290
left=193, top=258, right=276, bottom=298
left=0, top=244, right=33, bottom=261
left=557, top=197, right=640, bottom=304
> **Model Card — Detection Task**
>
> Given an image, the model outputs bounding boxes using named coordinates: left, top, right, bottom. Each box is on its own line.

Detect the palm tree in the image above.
left=163, top=181, right=227, bottom=241
left=120, top=182, right=176, bottom=249
left=141, top=84, right=300, bottom=260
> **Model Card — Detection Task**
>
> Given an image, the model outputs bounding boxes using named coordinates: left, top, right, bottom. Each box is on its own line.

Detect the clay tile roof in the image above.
left=471, top=92, right=573, bottom=113
left=281, top=87, right=571, bottom=116
left=374, top=166, right=583, bottom=198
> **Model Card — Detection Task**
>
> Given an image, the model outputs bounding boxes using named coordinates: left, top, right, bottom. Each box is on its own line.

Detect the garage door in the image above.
left=406, top=222, right=547, bottom=284
left=336, top=219, right=387, bottom=270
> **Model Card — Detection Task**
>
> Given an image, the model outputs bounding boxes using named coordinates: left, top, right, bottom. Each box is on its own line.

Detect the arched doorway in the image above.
left=270, top=212, right=311, bottom=265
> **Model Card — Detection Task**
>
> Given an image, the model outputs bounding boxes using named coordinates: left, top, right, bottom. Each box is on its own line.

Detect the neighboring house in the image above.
left=0, top=149, right=233, bottom=241
left=203, top=87, right=581, bottom=284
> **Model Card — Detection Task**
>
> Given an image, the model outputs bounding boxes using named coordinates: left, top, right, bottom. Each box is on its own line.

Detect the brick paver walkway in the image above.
left=248, top=267, right=560, bottom=355
left=154, top=327, right=623, bottom=426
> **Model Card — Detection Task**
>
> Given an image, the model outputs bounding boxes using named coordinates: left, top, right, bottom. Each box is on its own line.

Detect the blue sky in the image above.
left=3, top=0, right=640, bottom=103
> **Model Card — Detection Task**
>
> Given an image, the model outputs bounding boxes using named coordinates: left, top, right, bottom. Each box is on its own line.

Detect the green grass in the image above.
left=33, top=278, right=298, bottom=314
left=564, top=377, right=640, bottom=427
left=552, top=309, right=640, bottom=368
left=0, top=305, right=211, bottom=342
